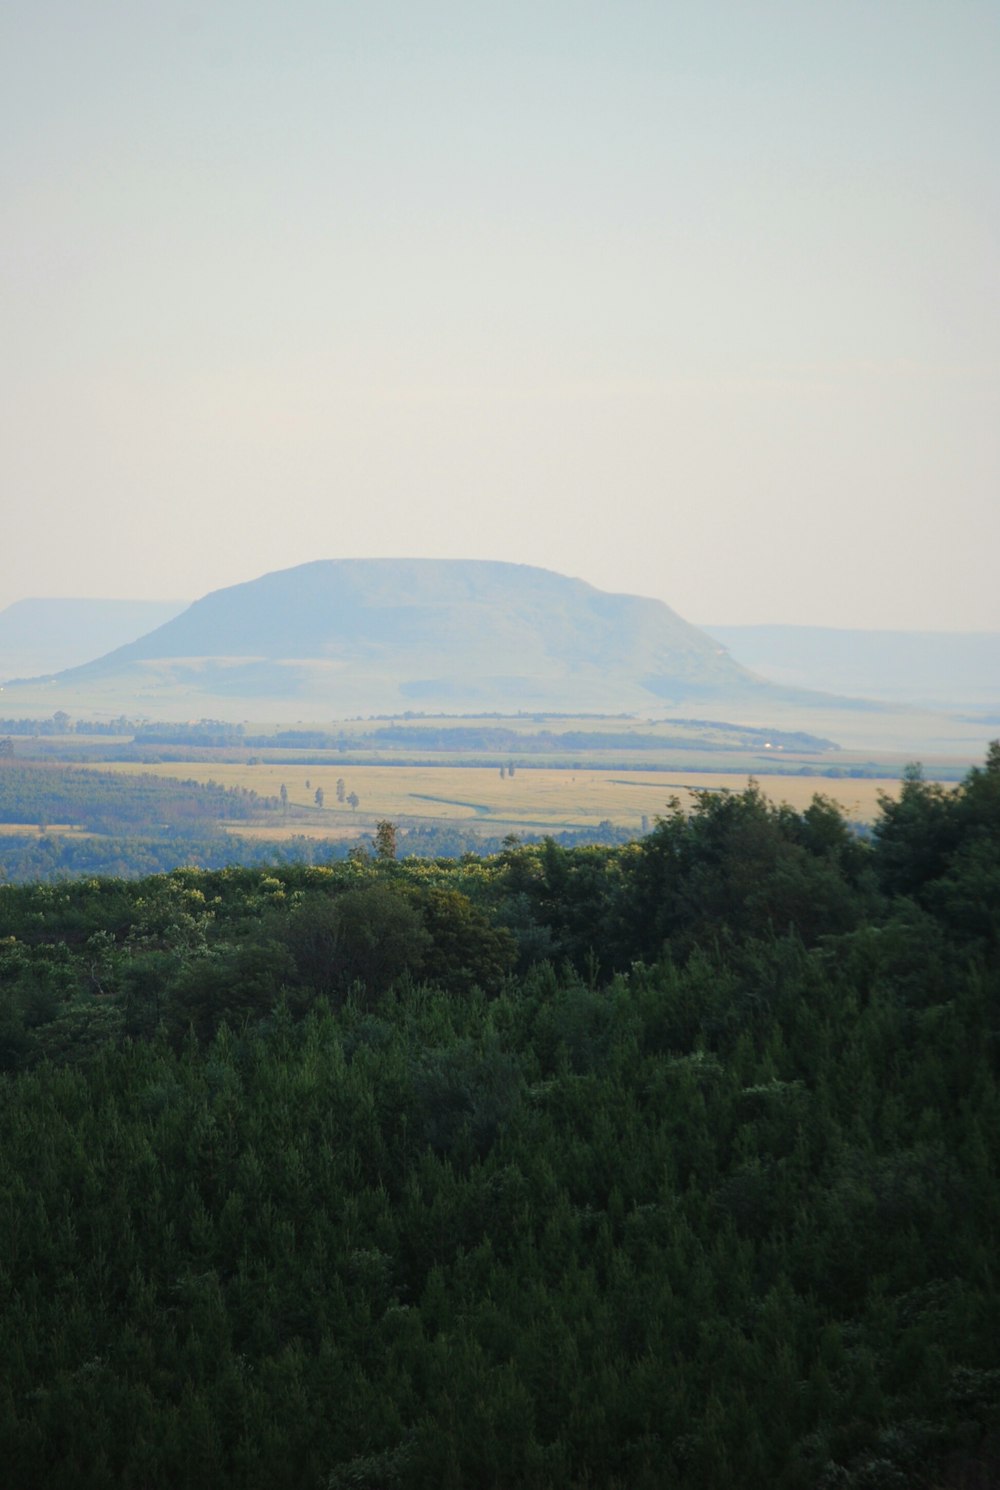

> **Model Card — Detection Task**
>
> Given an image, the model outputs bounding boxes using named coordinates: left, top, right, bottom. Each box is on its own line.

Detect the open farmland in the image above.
left=0, top=822, right=96, bottom=838
left=77, top=760, right=906, bottom=836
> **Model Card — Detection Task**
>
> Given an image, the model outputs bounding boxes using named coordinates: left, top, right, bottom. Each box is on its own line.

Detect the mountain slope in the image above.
left=20, top=559, right=767, bottom=716
left=0, top=599, right=187, bottom=683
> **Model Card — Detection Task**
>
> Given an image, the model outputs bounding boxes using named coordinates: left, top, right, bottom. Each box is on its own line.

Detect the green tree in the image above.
left=873, top=763, right=961, bottom=899
left=626, top=782, right=863, bottom=960
left=169, top=940, right=295, bottom=1039
left=410, top=885, right=516, bottom=994
left=374, top=820, right=398, bottom=860
left=329, top=884, right=429, bottom=1003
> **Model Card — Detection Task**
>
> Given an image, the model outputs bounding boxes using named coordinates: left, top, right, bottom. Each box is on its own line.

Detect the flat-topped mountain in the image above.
left=12, top=559, right=774, bottom=717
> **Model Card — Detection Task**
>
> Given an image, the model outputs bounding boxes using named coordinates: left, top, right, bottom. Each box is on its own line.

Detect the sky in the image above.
left=3, top=1, right=998, bottom=630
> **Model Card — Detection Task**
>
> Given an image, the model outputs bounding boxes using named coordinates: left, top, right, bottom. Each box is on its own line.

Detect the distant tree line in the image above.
left=0, top=761, right=279, bottom=834
left=367, top=723, right=838, bottom=753
left=0, top=713, right=136, bottom=736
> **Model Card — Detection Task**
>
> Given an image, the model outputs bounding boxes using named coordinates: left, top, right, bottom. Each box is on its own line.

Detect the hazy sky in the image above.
left=3, top=1, right=998, bottom=629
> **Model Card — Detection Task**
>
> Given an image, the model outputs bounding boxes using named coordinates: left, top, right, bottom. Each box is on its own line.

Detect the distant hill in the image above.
left=0, top=599, right=188, bottom=684
left=7, top=560, right=784, bottom=718
left=704, top=625, right=1000, bottom=712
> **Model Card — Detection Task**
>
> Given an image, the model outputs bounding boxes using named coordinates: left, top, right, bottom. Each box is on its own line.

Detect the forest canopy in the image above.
left=0, top=747, right=997, bottom=1488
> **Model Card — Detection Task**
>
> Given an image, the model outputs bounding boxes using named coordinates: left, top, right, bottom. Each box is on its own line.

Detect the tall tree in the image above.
left=374, top=820, right=398, bottom=860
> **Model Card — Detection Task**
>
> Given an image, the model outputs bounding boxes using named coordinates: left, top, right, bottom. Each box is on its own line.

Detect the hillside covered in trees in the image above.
left=0, top=749, right=998, bottom=1487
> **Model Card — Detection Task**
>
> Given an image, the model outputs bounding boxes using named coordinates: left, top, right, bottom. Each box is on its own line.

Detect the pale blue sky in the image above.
left=3, top=1, right=998, bottom=628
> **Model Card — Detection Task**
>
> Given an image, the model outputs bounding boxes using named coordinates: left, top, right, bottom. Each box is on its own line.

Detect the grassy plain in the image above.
left=0, top=823, right=95, bottom=837
left=79, top=760, right=904, bottom=835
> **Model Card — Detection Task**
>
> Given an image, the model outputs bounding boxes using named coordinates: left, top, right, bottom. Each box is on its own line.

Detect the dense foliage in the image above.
left=1, top=749, right=998, bottom=1487
left=0, top=761, right=276, bottom=833
left=0, top=829, right=343, bottom=885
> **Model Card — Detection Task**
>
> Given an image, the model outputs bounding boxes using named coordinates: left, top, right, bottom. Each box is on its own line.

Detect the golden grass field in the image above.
left=0, top=824, right=98, bottom=838
left=80, top=761, right=906, bottom=834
